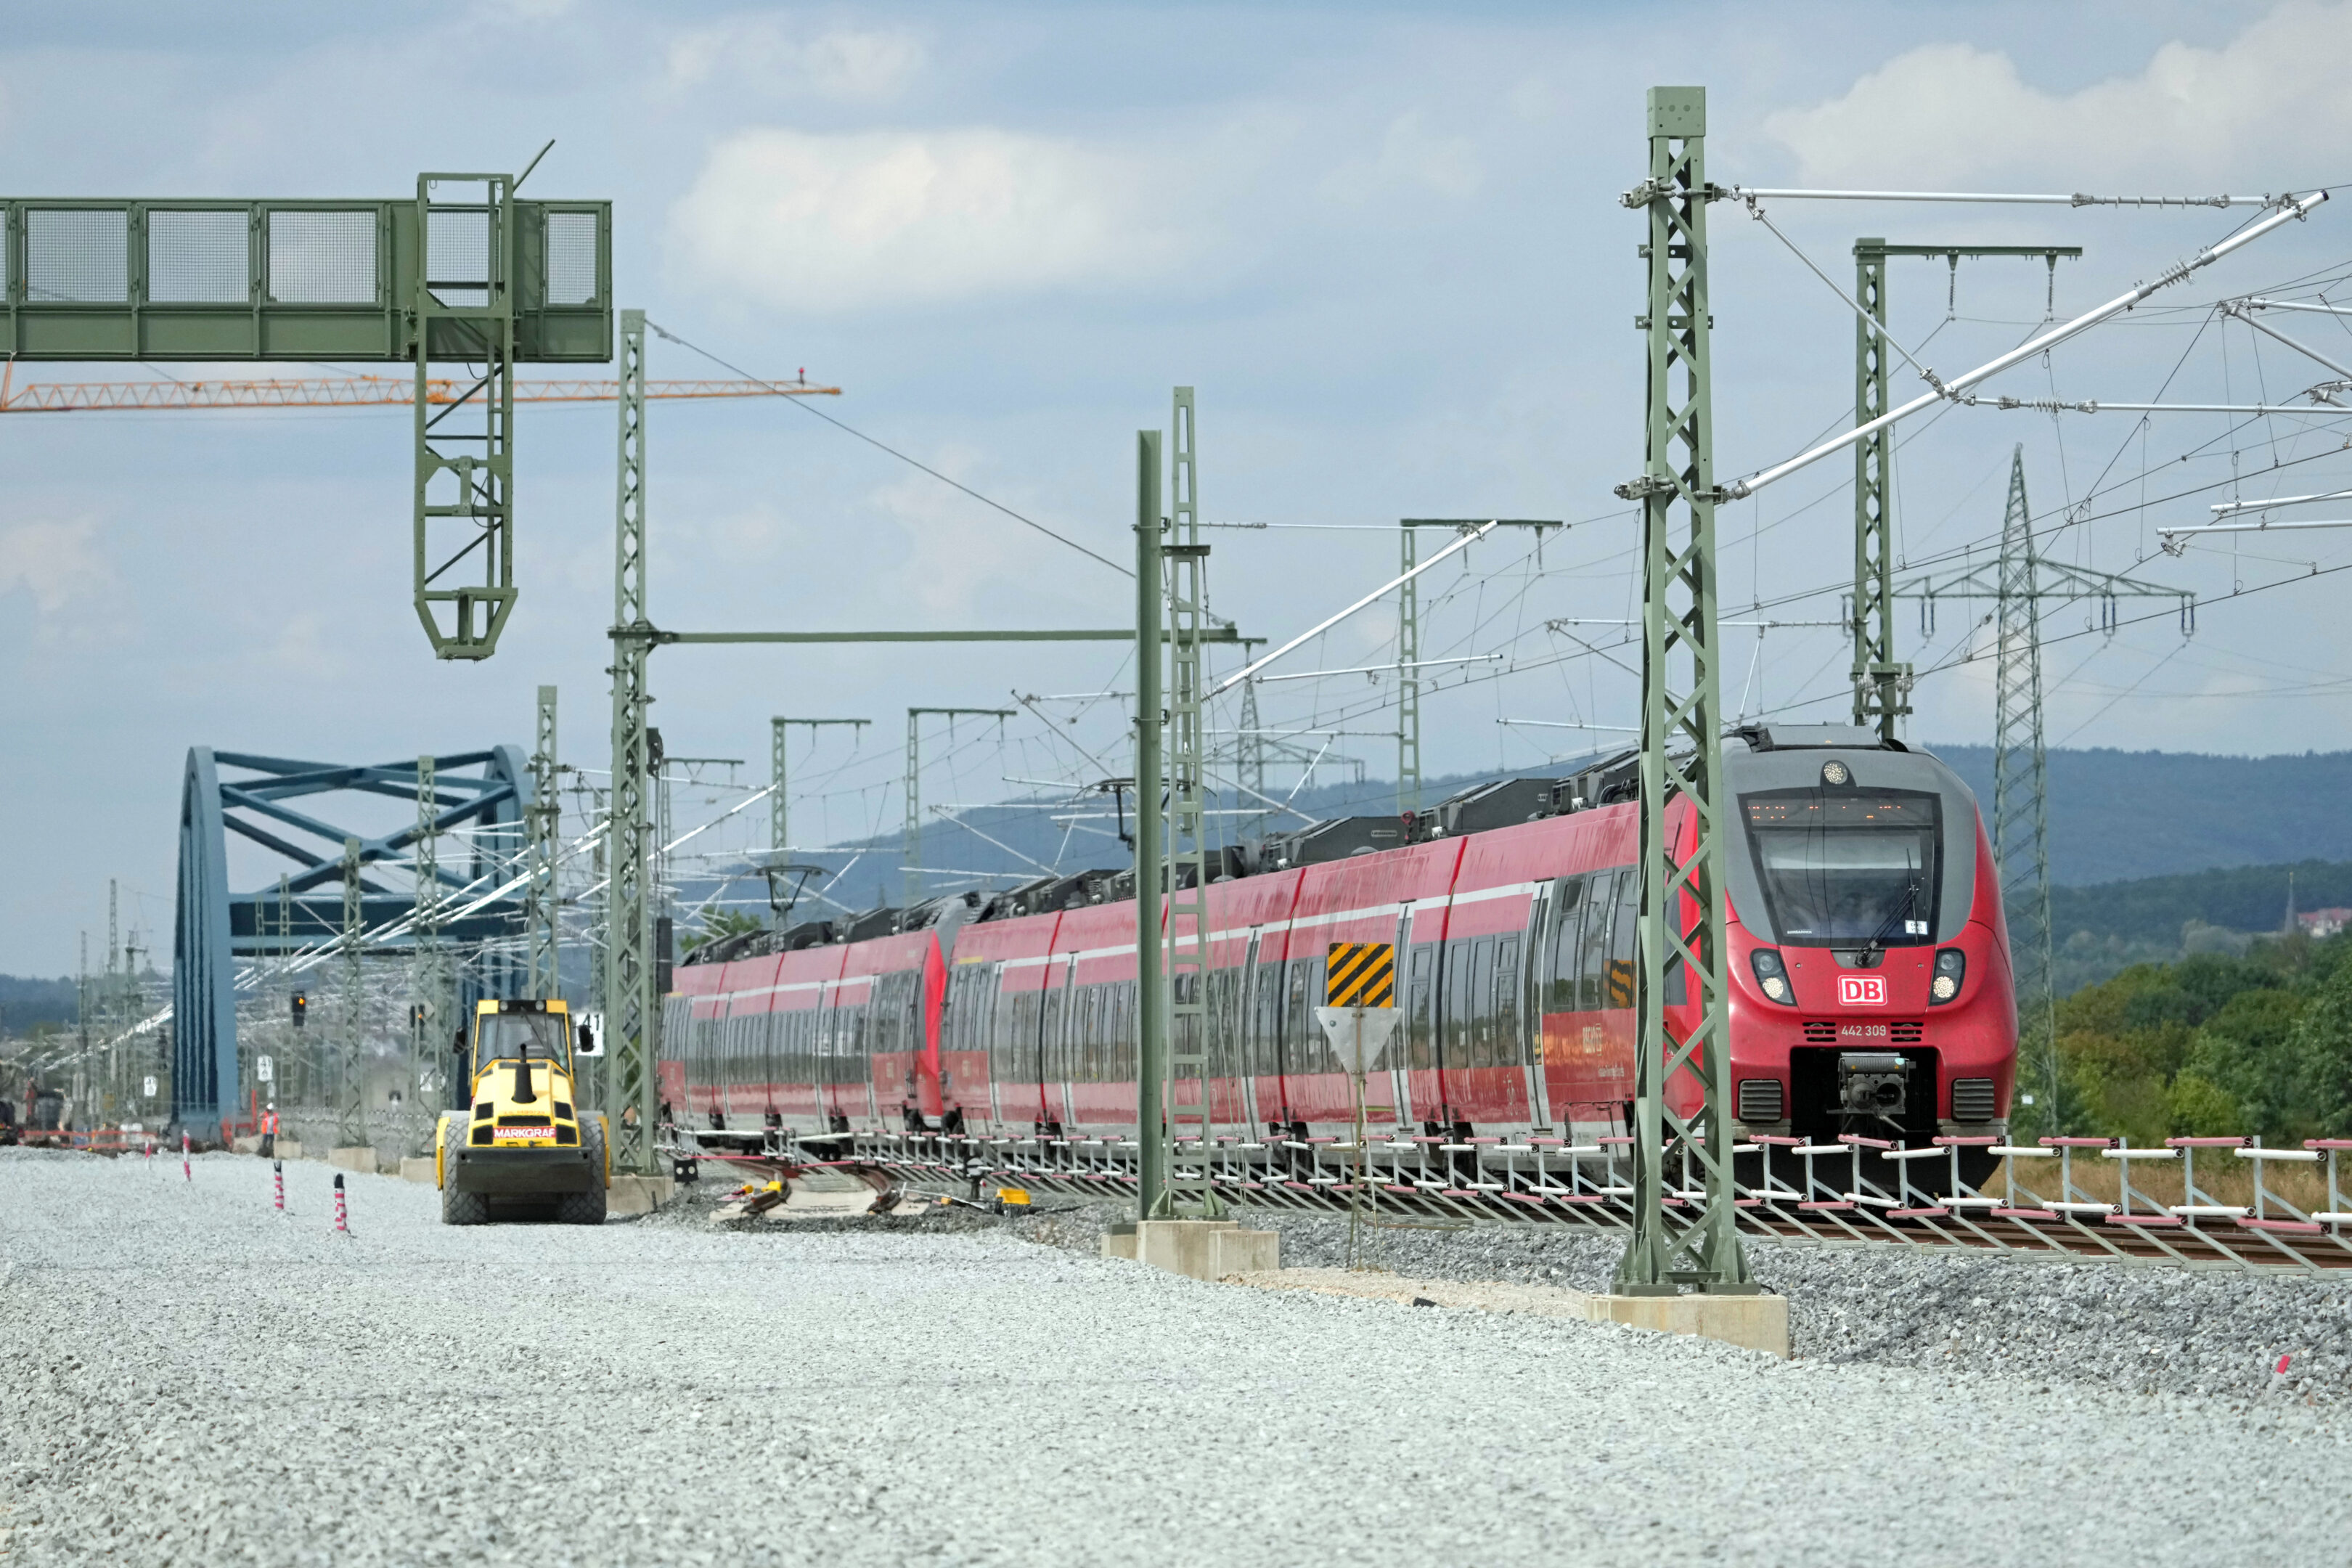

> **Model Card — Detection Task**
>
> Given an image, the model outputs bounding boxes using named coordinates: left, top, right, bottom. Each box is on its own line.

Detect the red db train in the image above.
left=661, top=724, right=2017, bottom=1185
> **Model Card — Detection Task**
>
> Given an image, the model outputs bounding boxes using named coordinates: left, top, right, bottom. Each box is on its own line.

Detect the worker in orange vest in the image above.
left=259, top=1103, right=279, bottom=1159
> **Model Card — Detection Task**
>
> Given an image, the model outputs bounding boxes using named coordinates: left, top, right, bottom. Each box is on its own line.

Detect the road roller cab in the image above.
left=436, top=999, right=609, bottom=1225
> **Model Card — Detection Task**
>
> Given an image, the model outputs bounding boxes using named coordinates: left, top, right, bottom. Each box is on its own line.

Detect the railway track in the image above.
left=777, top=1129, right=2352, bottom=1275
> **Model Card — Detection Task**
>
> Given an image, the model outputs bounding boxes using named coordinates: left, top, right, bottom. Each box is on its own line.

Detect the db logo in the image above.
left=1838, top=974, right=1887, bottom=1007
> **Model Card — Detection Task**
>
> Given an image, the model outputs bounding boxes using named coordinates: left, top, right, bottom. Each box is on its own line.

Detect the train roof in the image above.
left=681, top=727, right=1940, bottom=960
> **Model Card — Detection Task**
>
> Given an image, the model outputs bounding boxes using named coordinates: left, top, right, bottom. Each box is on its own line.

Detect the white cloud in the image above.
left=1765, top=1, right=2352, bottom=189
left=862, top=449, right=1098, bottom=620
left=0, top=515, right=114, bottom=613
left=664, top=20, right=924, bottom=103
left=668, top=127, right=1185, bottom=312
left=1323, top=110, right=1485, bottom=204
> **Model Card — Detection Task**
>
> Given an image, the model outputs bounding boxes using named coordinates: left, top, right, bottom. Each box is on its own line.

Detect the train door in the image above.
left=1247, top=934, right=1288, bottom=1130
left=1037, top=955, right=1075, bottom=1132
left=1405, top=934, right=1440, bottom=1127
left=1605, top=867, right=1638, bottom=1127
left=758, top=1007, right=780, bottom=1122
left=894, top=969, right=927, bottom=1124
left=1438, top=936, right=1473, bottom=1123
left=812, top=979, right=838, bottom=1124
left=1440, top=930, right=1528, bottom=1127
left=987, top=964, right=1045, bottom=1132
left=1377, top=906, right=1414, bottom=1130
left=1236, top=931, right=1265, bottom=1130
left=1279, top=950, right=1317, bottom=1130
left=942, top=960, right=997, bottom=1132
left=1522, top=883, right=1554, bottom=1131
left=716, top=1004, right=740, bottom=1127
left=779, top=992, right=821, bottom=1124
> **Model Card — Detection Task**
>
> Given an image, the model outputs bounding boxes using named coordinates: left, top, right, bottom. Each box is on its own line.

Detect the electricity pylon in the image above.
left=1896, top=446, right=2194, bottom=1127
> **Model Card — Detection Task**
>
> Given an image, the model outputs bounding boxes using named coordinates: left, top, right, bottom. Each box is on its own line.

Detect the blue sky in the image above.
left=5, top=0, right=2352, bottom=973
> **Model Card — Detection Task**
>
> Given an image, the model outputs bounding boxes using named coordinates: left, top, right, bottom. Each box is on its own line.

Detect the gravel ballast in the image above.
left=5, top=1148, right=2348, bottom=1566
left=1003, top=1200, right=2352, bottom=1405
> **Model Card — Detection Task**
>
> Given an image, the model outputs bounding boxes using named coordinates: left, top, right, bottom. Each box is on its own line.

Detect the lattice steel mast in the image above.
left=1159, top=386, right=1221, bottom=1217
left=412, top=173, right=518, bottom=659
left=904, top=709, right=1014, bottom=909
left=1850, top=241, right=2078, bottom=740
left=337, top=836, right=364, bottom=1151
left=1992, top=449, right=2057, bottom=1117
left=411, top=756, right=446, bottom=1131
left=528, top=685, right=560, bottom=998
left=772, top=718, right=870, bottom=854
left=1612, top=86, right=1752, bottom=1295
left=1398, top=518, right=1557, bottom=806
left=1133, top=430, right=1170, bottom=1219
left=605, top=309, right=661, bottom=1175
left=1397, top=525, right=1424, bottom=814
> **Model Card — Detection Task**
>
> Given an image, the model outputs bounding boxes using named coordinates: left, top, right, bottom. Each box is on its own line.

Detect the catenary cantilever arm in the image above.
left=1725, top=191, right=2329, bottom=500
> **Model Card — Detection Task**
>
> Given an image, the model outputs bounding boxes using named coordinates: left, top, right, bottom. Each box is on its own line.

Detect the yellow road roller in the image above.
left=436, top=999, right=608, bottom=1225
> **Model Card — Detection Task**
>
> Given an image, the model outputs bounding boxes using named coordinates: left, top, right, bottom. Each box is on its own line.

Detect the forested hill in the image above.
left=0, top=974, right=78, bottom=1032
left=1924, top=746, right=2352, bottom=886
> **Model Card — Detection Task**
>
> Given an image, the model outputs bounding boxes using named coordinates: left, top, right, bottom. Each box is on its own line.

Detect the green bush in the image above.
left=2046, top=931, right=2352, bottom=1142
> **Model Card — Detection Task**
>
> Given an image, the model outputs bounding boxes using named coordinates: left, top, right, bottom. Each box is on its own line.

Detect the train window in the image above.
left=1545, top=878, right=1580, bottom=1014
left=1170, top=971, right=1196, bottom=1070
left=1284, top=959, right=1315, bottom=1075
left=943, top=970, right=967, bottom=1055
left=1011, top=990, right=1040, bottom=1083
left=1203, top=969, right=1230, bottom=1077
left=1083, top=983, right=1101, bottom=1085
left=1267, top=962, right=1286, bottom=1071
left=1740, top=787, right=1943, bottom=946
left=1407, top=944, right=1437, bottom=1071
left=1129, top=977, right=1143, bottom=1078
left=1609, top=870, right=1639, bottom=1008
left=1040, top=970, right=1069, bottom=1085
left=1290, top=963, right=1340, bottom=1077
left=1495, top=935, right=1522, bottom=1066
left=1463, top=937, right=1490, bottom=1066
left=1578, top=873, right=1616, bottom=1010
left=1097, top=981, right=1119, bottom=1082
left=971, top=969, right=995, bottom=1056
left=1441, top=942, right=1470, bottom=1069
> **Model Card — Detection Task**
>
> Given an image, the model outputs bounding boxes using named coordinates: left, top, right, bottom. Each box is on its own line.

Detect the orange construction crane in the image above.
left=0, top=372, right=838, bottom=413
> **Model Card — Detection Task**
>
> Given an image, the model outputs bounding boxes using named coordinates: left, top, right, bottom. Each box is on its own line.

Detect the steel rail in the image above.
left=821, top=1130, right=2352, bottom=1276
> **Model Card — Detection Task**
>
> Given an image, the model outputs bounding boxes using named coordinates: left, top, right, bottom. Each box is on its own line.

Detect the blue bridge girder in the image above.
left=172, top=746, right=537, bottom=1139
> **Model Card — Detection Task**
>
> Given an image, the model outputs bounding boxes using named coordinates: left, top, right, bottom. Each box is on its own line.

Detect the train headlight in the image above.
left=1749, top=947, right=1794, bottom=1005
left=1930, top=947, right=1966, bottom=1005
left=1820, top=760, right=1851, bottom=787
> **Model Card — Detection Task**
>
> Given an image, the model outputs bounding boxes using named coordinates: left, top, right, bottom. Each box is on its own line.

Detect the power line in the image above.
left=642, top=319, right=1133, bottom=579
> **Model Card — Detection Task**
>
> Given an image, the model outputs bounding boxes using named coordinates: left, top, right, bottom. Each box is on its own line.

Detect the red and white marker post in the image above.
left=181, top=1131, right=192, bottom=1183
left=332, top=1172, right=350, bottom=1236
left=273, top=1160, right=286, bottom=1215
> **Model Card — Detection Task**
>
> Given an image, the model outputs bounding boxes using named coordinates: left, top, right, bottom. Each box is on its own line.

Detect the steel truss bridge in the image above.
left=173, top=746, right=536, bottom=1135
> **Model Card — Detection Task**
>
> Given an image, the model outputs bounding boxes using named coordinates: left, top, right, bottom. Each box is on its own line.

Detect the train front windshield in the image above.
left=1741, top=789, right=1942, bottom=946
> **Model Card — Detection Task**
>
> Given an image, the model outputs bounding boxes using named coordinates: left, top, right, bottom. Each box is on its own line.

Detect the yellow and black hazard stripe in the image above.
left=1325, top=942, right=1396, bottom=1008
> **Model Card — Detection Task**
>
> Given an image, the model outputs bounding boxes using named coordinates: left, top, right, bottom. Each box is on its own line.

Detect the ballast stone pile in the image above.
left=5, top=1147, right=2349, bottom=1568
left=995, top=1200, right=2352, bottom=1405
